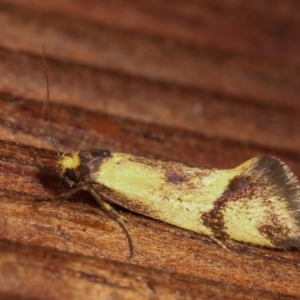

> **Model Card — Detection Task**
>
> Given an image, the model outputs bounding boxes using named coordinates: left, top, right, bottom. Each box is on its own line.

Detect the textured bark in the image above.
left=0, top=1, right=300, bottom=299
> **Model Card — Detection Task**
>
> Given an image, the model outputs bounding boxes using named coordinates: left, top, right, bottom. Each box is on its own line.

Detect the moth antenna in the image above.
left=42, top=45, right=60, bottom=158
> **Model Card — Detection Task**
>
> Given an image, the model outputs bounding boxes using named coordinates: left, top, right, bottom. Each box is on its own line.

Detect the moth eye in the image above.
left=64, top=168, right=78, bottom=182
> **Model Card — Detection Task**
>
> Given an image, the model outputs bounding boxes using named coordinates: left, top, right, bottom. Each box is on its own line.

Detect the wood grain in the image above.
left=1, top=239, right=296, bottom=300
left=0, top=0, right=300, bottom=299
left=1, top=106, right=300, bottom=297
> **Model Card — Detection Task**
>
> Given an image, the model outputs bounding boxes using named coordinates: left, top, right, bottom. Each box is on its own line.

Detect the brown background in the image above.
left=0, top=1, right=300, bottom=299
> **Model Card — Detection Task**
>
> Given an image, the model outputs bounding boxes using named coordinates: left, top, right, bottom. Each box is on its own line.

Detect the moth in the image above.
left=43, top=49, right=300, bottom=258
left=57, top=151, right=300, bottom=257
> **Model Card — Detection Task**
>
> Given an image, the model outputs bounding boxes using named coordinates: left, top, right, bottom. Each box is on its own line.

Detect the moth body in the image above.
left=58, top=150, right=300, bottom=252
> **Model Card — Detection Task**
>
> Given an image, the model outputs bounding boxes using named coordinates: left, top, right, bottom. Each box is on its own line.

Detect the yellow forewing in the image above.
left=95, top=153, right=247, bottom=237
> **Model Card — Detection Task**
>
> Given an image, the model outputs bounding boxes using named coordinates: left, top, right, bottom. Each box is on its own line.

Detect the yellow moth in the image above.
left=58, top=151, right=300, bottom=257
left=43, top=50, right=300, bottom=258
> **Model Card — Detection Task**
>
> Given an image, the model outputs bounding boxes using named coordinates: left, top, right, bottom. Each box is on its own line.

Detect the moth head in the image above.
left=57, top=152, right=81, bottom=187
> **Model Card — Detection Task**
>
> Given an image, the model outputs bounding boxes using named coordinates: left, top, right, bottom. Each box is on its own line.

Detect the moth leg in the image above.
left=210, top=236, right=230, bottom=252
left=84, top=186, right=134, bottom=258
left=35, top=185, right=85, bottom=203
left=50, top=184, right=85, bottom=199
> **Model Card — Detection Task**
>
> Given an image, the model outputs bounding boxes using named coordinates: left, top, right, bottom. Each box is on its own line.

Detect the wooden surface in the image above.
left=0, top=1, right=300, bottom=299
